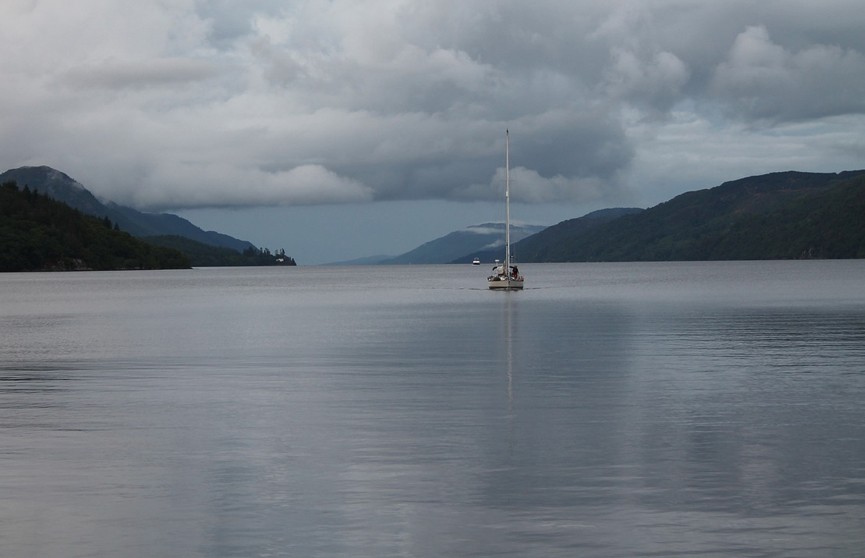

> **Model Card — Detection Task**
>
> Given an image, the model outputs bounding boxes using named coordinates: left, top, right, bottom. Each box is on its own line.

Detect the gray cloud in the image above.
left=711, top=25, right=865, bottom=122
left=2, top=0, right=864, bottom=214
left=61, top=58, right=219, bottom=90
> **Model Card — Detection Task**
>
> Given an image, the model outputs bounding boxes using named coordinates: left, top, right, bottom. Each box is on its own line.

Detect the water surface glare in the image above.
left=2, top=261, right=864, bottom=557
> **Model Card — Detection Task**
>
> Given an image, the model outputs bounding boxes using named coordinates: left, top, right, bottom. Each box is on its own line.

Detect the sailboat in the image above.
left=488, top=130, right=524, bottom=290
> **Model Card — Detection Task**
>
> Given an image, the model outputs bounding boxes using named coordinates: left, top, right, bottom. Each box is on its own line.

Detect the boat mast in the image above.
left=504, top=129, right=511, bottom=272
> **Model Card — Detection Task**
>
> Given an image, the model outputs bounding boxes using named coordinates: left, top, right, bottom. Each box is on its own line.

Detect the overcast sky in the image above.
left=3, top=1, right=865, bottom=263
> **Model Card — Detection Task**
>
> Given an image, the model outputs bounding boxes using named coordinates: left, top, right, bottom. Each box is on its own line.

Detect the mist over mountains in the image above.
left=380, top=223, right=546, bottom=265
left=3, top=165, right=864, bottom=266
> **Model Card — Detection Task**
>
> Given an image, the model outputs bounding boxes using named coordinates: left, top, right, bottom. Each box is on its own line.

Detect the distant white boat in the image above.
left=472, top=257, right=480, bottom=265
left=488, top=130, right=524, bottom=290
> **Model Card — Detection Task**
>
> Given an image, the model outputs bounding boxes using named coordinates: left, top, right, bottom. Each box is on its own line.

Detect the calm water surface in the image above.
left=2, top=261, right=864, bottom=557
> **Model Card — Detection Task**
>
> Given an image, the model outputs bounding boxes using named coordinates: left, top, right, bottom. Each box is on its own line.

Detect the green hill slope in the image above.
left=485, top=208, right=643, bottom=263
left=0, top=166, right=254, bottom=252
left=1, top=181, right=189, bottom=271
left=515, top=171, right=865, bottom=262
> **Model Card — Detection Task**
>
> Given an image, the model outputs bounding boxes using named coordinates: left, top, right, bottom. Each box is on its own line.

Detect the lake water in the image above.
left=2, top=261, right=864, bottom=557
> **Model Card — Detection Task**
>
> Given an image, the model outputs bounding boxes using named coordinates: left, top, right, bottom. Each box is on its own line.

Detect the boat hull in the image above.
left=488, top=277, right=524, bottom=290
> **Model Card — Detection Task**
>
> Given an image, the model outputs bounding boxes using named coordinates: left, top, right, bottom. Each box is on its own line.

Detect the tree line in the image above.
left=143, top=235, right=296, bottom=267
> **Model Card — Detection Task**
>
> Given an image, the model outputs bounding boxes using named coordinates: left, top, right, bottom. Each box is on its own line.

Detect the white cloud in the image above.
left=464, top=226, right=501, bottom=235
left=492, top=166, right=607, bottom=205
left=129, top=163, right=373, bottom=208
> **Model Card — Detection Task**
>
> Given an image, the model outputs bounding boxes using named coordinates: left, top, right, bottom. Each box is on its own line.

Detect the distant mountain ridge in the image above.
left=8, top=165, right=863, bottom=265
left=381, top=222, right=546, bottom=264
left=398, top=169, right=865, bottom=265
left=457, top=208, right=643, bottom=264
left=514, top=170, right=865, bottom=261
left=0, top=166, right=254, bottom=252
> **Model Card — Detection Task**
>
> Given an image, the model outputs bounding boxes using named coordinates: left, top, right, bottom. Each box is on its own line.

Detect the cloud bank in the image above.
left=2, top=0, right=864, bottom=211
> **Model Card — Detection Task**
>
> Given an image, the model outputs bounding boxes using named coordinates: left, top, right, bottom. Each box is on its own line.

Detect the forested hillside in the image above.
left=514, top=171, right=865, bottom=262
left=0, top=181, right=189, bottom=271
left=0, top=166, right=255, bottom=252
left=145, top=235, right=296, bottom=267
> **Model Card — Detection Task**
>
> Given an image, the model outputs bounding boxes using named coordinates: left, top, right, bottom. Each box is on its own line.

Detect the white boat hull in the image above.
left=488, top=277, right=524, bottom=290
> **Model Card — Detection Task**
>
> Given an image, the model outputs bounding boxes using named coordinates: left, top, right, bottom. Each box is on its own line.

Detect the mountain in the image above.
left=380, top=223, right=546, bottom=264
left=462, top=208, right=643, bottom=264
left=0, top=166, right=254, bottom=252
left=513, top=170, right=865, bottom=261
left=1, top=181, right=189, bottom=271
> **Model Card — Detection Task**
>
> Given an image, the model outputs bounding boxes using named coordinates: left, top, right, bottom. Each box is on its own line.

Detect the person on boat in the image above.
left=512, top=266, right=519, bottom=278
